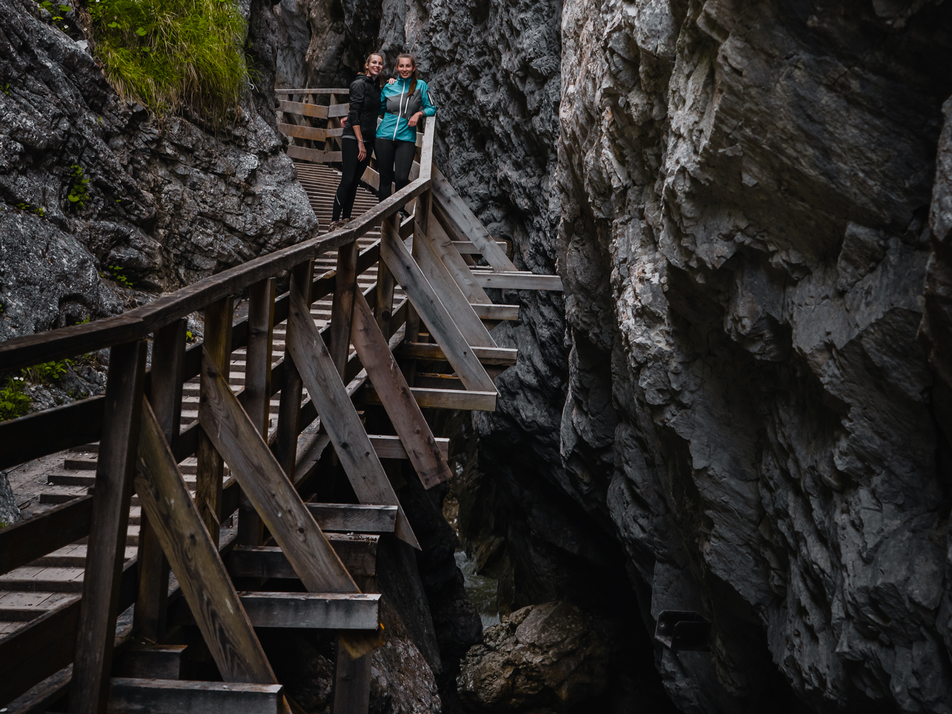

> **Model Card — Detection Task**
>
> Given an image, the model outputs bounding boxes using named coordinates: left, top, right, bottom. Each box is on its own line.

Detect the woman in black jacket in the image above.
left=329, top=52, right=384, bottom=230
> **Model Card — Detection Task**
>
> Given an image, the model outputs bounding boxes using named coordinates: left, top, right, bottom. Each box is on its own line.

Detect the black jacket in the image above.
left=343, top=74, right=381, bottom=144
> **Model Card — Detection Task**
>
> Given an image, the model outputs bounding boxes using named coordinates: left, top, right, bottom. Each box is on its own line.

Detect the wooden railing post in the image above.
left=134, top=319, right=186, bottom=643
left=196, top=297, right=234, bottom=544
left=274, top=261, right=314, bottom=478
left=238, top=278, right=276, bottom=547
left=330, top=243, right=358, bottom=377
left=69, top=339, right=147, bottom=714
left=375, top=221, right=397, bottom=339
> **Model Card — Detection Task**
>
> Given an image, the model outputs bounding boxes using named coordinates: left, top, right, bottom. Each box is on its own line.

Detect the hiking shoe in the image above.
left=327, top=219, right=348, bottom=232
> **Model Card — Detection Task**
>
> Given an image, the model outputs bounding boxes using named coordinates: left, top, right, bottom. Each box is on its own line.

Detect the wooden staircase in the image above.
left=0, top=90, right=561, bottom=714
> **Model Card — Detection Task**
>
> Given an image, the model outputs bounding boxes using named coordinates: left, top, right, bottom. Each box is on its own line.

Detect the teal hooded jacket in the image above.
left=376, top=77, right=436, bottom=143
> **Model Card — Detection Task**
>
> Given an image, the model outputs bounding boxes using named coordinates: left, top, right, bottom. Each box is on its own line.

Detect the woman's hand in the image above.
left=357, top=141, right=366, bottom=162
left=387, top=77, right=397, bottom=85
left=407, top=111, right=424, bottom=127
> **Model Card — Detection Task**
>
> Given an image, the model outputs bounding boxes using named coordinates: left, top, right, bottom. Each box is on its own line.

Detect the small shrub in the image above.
left=22, top=358, right=73, bottom=384
left=106, top=264, right=134, bottom=288
left=0, top=377, right=31, bottom=421
left=88, top=0, right=251, bottom=124
left=15, top=202, right=45, bottom=218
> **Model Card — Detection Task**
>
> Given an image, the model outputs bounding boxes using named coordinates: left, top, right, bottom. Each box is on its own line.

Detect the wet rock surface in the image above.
left=0, top=0, right=316, bottom=342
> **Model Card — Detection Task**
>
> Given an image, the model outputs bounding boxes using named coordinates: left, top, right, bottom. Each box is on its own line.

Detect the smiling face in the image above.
left=365, top=54, right=384, bottom=77
left=396, top=56, right=415, bottom=80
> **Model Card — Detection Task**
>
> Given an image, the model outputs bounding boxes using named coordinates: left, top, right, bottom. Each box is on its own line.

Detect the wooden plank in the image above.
left=116, top=645, right=187, bottom=680
left=287, top=145, right=343, bottom=164
left=472, top=271, right=564, bottom=291
left=133, top=397, right=277, bottom=684
left=226, top=537, right=378, bottom=579
left=276, top=122, right=328, bottom=141
left=0, top=496, right=92, bottom=577
left=350, top=292, right=452, bottom=488
left=379, top=221, right=497, bottom=394
left=370, top=433, right=449, bottom=459
left=239, top=278, right=276, bottom=548
left=286, top=288, right=419, bottom=549
left=413, top=218, right=496, bottom=347
left=452, top=240, right=509, bottom=254
left=334, top=649, right=371, bottom=714
left=69, top=340, right=146, bottom=714
left=375, top=225, right=397, bottom=338
left=135, top=319, right=186, bottom=643
left=170, top=593, right=380, bottom=631
left=276, top=88, right=350, bottom=94
left=471, top=303, right=520, bottom=321
left=278, top=99, right=328, bottom=119
left=198, top=353, right=360, bottom=594
left=431, top=165, right=517, bottom=272
left=363, top=386, right=497, bottom=411
left=306, top=504, right=397, bottom=533
left=196, top=297, right=233, bottom=544
left=109, top=678, right=283, bottom=714
left=274, top=262, right=312, bottom=479
left=238, top=592, right=379, bottom=630
left=2, top=663, right=72, bottom=714
left=397, top=342, right=518, bottom=366
left=329, top=243, right=358, bottom=377
left=0, top=396, right=104, bottom=471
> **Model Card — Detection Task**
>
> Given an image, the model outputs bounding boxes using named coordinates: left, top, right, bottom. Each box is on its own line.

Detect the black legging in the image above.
left=375, top=138, right=416, bottom=207
left=332, top=138, right=374, bottom=221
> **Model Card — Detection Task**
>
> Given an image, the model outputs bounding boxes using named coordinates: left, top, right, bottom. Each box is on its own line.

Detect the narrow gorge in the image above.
left=2, top=0, right=952, bottom=713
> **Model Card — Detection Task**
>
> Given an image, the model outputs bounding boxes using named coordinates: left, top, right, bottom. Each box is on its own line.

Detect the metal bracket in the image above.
left=654, top=610, right=711, bottom=652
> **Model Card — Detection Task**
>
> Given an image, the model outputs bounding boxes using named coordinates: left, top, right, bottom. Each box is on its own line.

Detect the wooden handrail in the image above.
left=0, top=116, right=435, bottom=372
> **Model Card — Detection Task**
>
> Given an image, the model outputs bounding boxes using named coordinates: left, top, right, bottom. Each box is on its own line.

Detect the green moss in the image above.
left=88, top=0, right=251, bottom=124
left=0, top=377, right=31, bottom=422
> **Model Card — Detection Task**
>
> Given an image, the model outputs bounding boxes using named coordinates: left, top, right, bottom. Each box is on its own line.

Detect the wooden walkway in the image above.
left=0, top=89, right=561, bottom=714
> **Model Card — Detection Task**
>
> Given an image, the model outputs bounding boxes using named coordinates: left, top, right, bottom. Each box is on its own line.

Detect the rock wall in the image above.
left=0, top=0, right=315, bottom=342
left=558, top=1, right=952, bottom=712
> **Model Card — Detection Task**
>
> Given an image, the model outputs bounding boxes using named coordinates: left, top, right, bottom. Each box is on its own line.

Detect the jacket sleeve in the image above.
left=347, top=79, right=365, bottom=130
left=421, top=82, right=436, bottom=117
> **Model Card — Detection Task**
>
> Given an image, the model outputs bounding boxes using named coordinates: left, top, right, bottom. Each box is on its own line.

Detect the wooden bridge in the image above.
left=0, top=87, right=561, bottom=714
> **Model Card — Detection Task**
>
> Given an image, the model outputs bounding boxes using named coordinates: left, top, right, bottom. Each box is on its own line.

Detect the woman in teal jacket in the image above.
left=375, top=54, right=436, bottom=217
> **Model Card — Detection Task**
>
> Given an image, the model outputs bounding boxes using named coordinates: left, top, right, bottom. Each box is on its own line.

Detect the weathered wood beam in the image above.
left=397, top=342, right=518, bottom=366
left=109, top=678, right=284, bottom=714
left=226, top=537, right=378, bottom=580
left=362, top=386, right=497, bottom=411
left=306, top=503, right=397, bottom=533
left=471, top=271, right=564, bottom=291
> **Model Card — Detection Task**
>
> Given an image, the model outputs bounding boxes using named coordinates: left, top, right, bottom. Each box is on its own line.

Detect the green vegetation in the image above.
left=105, top=264, right=135, bottom=288
left=87, top=0, right=251, bottom=124
left=67, top=164, right=91, bottom=210
left=15, top=202, right=45, bottom=218
left=36, top=0, right=73, bottom=34
left=23, top=358, right=73, bottom=384
left=0, top=377, right=31, bottom=422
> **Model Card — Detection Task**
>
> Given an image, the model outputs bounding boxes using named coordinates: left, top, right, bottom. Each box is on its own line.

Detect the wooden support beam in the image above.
left=0, top=496, right=92, bottom=577
left=276, top=123, right=329, bottom=141
left=431, top=166, right=517, bottom=272
left=451, top=240, right=509, bottom=254
left=135, top=319, right=186, bottom=643
left=196, top=297, right=233, bottom=544
left=375, top=221, right=397, bottom=338
left=116, top=645, right=187, bottom=680
left=134, top=397, right=277, bottom=684
left=363, top=386, right=497, bottom=411
left=239, top=278, right=276, bottom=548
left=227, top=537, right=378, bottom=580
left=286, top=288, right=419, bottom=549
left=413, top=217, right=496, bottom=348
left=109, top=678, right=284, bottom=714
left=425, top=210, right=492, bottom=305
left=330, top=242, right=358, bottom=377
left=198, top=353, right=359, bottom=595
left=278, top=99, right=329, bottom=119
left=471, top=303, right=520, bottom=321
left=135, top=401, right=277, bottom=684
left=306, top=503, right=397, bottom=533
left=397, top=342, right=518, bottom=366
left=69, top=340, right=146, bottom=714
left=274, top=262, right=313, bottom=480
left=379, top=220, right=497, bottom=394
left=350, top=292, right=452, bottom=488
left=287, top=146, right=343, bottom=164
left=471, top=271, right=564, bottom=291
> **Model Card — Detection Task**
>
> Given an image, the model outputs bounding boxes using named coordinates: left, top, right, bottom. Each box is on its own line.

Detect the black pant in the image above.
left=375, top=138, right=416, bottom=207
left=332, top=138, right=374, bottom=221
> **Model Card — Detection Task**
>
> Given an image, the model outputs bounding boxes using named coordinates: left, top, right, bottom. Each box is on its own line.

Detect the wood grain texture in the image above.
left=109, top=678, right=283, bottom=714
left=351, top=292, right=452, bottom=488
left=286, top=288, right=419, bottom=549
left=379, top=220, right=496, bottom=394
left=0, top=496, right=92, bottom=577
left=236, top=592, right=380, bottom=630
left=274, top=262, right=312, bottom=479
left=227, top=537, right=378, bottom=579
left=134, top=397, right=276, bottom=685
left=471, top=304, right=520, bottom=321
left=198, top=352, right=359, bottom=594
left=362, top=386, right=497, bottom=411
left=471, top=272, right=564, bottom=291
left=425, top=210, right=491, bottom=305
left=305, top=504, right=397, bottom=533
left=397, top=342, right=518, bottom=366
left=69, top=340, right=146, bottom=714
left=330, top=242, right=358, bottom=377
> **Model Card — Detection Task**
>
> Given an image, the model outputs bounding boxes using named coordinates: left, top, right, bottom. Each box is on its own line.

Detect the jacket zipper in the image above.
left=393, top=79, right=409, bottom=141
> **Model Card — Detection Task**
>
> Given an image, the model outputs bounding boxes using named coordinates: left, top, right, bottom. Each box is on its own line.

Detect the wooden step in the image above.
left=471, top=271, right=563, bottom=291
left=363, top=385, right=497, bottom=411
left=306, top=503, right=397, bottom=533
left=369, top=434, right=449, bottom=460
left=471, top=303, right=521, bottom=321
left=397, top=341, right=518, bottom=366
left=109, top=678, right=284, bottom=714
left=227, top=536, right=378, bottom=580
left=170, top=592, right=380, bottom=630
